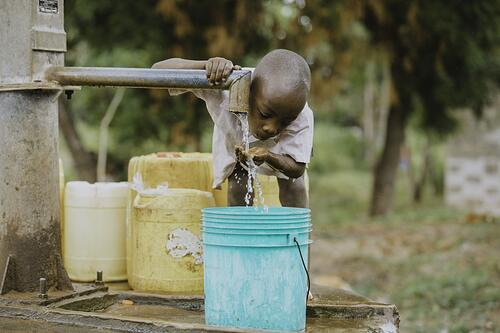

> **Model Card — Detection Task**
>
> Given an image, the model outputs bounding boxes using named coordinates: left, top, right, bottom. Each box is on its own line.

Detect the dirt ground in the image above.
left=310, top=218, right=500, bottom=333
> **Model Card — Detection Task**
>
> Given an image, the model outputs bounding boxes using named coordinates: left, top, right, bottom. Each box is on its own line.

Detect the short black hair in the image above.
left=256, top=49, right=311, bottom=93
left=253, top=49, right=311, bottom=112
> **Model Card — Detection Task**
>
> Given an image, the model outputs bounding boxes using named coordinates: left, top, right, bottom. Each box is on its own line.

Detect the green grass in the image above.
left=395, top=267, right=500, bottom=332
left=307, top=124, right=498, bottom=332
left=309, top=170, right=370, bottom=225
left=359, top=222, right=500, bottom=333
left=309, top=166, right=499, bottom=332
left=309, top=167, right=461, bottom=226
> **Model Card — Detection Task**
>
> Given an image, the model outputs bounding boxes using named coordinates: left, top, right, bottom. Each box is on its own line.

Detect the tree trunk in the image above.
left=413, top=138, right=431, bottom=203
left=374, top=59, right=390, bottom=158
left=58, top=97, right=97, bottom=182
left=363, top=61, right=376, bottom=165
left=370, top=103, right=407, bottom=216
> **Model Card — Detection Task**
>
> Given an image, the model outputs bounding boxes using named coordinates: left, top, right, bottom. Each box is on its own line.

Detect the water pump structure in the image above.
left=0, top=0, right=250, bottom=294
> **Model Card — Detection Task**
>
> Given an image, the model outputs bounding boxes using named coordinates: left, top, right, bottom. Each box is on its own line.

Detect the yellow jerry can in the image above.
left=253, top=175, right=281, bottom=207
left=127, top=152, right=226, bottom=207
left=128, top=189, right=214, bottom=294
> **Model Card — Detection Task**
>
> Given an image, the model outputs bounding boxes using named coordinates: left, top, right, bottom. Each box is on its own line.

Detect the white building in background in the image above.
left=445, top=104, right=500, bottom=216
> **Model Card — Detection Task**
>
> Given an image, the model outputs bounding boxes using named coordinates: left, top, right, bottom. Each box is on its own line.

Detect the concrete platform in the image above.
left=0, top=283, right=399, bottom=332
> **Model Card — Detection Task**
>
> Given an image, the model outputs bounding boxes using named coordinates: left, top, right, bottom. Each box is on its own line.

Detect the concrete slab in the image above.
left=0, top=285, right=399, bottom=332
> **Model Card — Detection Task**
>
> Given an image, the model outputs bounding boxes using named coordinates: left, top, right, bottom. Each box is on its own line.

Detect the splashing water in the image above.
left=237, top=113, right=250, bottom=152
left=236, top=113, right=267, bottom=212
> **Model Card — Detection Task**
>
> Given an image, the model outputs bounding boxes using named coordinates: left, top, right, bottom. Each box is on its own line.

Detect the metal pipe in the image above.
left=45, top=67, right=251, bottom=113
left=95, top=270, right=104, bottom=286
left=39, top=278, right=48, bottom=299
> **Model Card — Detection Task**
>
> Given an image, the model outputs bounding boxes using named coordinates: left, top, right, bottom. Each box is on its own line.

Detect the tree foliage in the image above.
left=364, top=0, right=500, bottom=132
left=64, top=0, right=500, bottom=218
left=363, top=0, right=500, bottom=215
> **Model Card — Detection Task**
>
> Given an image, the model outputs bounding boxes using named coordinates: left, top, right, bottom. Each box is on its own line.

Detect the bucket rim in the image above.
left=202, top=206, right=310, bottom=215
left=201, top=224, right=312, bottom=230
left=202, top=228, right=312, bottom=235
left=203, top=239, right=312, bottom=248
left=202, top=212, right=311, bottom=221
left=203, top=218, right=311, bottom=225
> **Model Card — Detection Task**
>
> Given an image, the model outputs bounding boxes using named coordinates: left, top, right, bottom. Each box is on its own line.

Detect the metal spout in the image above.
left=45, top=67, right=251, bottom=113
left=39, top=278, right=48, bottom=299
left=95, top=270, right=104, bottom=286
left=227, top=70, right=251, bottom=114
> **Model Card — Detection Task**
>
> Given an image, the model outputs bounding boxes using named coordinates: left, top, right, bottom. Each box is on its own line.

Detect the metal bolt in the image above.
left=38, top=278, right=48, bottom=299
left=95, top=270, right=104, bottom=286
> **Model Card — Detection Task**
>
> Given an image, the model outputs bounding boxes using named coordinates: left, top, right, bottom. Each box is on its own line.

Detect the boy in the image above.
left=152, top=49, right=313, bottom=208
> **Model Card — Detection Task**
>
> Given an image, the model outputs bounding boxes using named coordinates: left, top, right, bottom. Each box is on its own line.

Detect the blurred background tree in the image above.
left=362, top=0, right=500, bottom=216
left=63, top=0, right=500, bottom=217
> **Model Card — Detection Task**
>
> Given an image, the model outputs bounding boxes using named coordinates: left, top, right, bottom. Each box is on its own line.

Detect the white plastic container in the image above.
left=64, top=181, right=128, bottom=282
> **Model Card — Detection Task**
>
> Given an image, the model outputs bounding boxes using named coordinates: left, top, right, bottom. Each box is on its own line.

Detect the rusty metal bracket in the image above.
left=0, top=255, right=16, bottom=295
left=0, top=82, right=81, bottom=93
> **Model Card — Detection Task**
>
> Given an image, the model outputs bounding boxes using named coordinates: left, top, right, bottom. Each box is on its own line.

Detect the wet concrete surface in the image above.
left=0, top=317, right=121, bottom=333
left=0, top=283, right=399, bottom=332
left=104, top=302, right=206, bottom=325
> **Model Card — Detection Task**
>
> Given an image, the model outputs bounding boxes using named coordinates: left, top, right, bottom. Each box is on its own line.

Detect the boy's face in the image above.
left=248, top=81, right=302, bottom=140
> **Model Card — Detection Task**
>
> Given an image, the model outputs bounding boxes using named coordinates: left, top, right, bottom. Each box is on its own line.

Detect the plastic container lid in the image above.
left=65, top=181, right=129, bottom=208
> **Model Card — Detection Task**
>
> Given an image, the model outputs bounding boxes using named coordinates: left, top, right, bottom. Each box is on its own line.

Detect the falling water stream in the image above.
left=236, top=113, right=267, bottom=211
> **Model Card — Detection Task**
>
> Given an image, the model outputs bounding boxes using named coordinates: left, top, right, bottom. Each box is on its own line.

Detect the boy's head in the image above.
left=248, top=49, right=311, bottom=140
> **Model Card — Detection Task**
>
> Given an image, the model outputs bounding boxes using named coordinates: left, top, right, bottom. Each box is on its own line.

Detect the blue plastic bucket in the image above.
left=202, top=207, right=311, bottom=332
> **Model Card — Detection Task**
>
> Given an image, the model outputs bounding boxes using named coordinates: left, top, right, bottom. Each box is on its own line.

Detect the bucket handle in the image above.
left=293, top=236, right=311, bottom=305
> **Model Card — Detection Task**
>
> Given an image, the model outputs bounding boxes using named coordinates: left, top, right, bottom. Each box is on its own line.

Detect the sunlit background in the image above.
left=60, top=1, right=500, bottom=332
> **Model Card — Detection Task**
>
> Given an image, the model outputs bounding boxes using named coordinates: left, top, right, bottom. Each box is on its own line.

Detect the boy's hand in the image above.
left=235, top=145, right=248, bottom=164
left=235, top=146, right=269, bottom=166
left=206, top=57, right=241, bottom=86
left=247, top=147, right=270, bottom=166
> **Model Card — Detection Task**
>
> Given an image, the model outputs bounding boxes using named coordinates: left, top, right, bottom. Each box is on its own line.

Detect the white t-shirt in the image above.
left=170, top=70, right=314, bottom=188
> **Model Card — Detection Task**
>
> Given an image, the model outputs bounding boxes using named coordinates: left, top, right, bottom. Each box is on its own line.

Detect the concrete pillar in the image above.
left=0, top=91, right=72, bottom=292
left=0, top=0, right=71, bottom=292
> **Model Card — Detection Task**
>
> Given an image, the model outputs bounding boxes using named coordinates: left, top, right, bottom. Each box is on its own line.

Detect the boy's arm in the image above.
left=152, top=58, right=206, bottom=70
left=236, top=146, right=306, bottom=179
left=265, top=152, right=306, bottom=178
left=152, top=57, right=241, bottom=85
